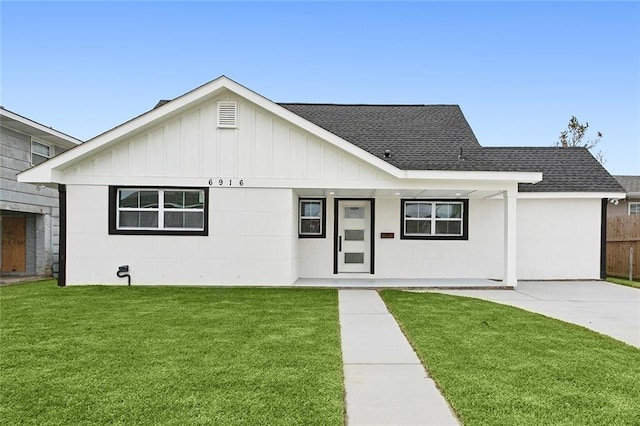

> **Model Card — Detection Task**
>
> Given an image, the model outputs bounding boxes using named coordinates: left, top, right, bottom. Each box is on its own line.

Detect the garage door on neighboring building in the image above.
left=1, top=216, right=26, bottom=272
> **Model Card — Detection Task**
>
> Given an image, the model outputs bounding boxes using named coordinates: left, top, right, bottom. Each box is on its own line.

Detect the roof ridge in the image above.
left=482, top=146, right=589, bottom=150
left=277, top=103, right=460, bottom=107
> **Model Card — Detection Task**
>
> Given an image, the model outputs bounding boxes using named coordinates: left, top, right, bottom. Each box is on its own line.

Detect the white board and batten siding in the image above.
left=56, top=93, right=605, bottom=285
left=62, top=95, right=388, bottom=187
left=60, top=94, right=391, bottom=285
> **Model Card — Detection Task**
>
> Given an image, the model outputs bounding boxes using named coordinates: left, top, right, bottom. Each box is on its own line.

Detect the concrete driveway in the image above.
left=433, top=281, right=640, bottom=348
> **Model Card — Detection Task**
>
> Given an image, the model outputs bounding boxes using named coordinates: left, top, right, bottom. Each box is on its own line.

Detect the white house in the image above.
left=18, top=76, right=625, bottom=287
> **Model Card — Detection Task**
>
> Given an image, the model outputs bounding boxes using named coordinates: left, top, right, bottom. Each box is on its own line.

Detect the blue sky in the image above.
left=2, top=1, right=639, bottom=174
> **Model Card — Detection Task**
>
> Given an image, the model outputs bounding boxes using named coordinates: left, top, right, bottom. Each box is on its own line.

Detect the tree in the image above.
left=556, top=116, right=605, bottom=164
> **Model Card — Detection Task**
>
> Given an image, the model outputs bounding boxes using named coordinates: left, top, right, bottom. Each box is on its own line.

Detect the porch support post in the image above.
left=503, top=189, right=517, bottom=287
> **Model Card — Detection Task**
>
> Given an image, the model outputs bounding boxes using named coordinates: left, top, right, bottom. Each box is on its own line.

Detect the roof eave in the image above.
left=403, top=170, right=543, bottom=184
left=0, top=107, right=82, bottom=148
left=518, top=191, right=627, bottom=199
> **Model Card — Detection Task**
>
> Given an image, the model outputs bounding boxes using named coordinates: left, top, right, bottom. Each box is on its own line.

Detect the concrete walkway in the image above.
left=339, top=289, right=459, bottom=426
left=433, top=281, right=640, bottom=347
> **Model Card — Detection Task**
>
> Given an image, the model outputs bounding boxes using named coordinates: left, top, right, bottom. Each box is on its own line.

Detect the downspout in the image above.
left=600, top=198, right=607, bottom=280
left=58, top=184, right=67, bottom=287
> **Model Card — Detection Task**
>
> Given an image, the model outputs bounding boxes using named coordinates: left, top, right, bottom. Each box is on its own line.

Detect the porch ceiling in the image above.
left=295, top=188, right=504, bottom=199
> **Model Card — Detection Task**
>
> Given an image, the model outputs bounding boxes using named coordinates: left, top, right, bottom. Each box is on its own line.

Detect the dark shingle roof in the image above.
left=475, top=147, right=625, bottom=193
left=279, top=103, right=623, bottom=193
left=279, top=104, right=480, bottom=169
left=614, top=176, right=640, bottom=194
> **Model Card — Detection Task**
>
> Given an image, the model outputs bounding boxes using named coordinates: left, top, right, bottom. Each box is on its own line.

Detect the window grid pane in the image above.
left=117, top=189, right=204, bottom=231
left=301, top=201, right=321, bottom=218
left=31, top=154, right=48, bottom=166
left=299, top=200, right=323, bottom=236
left=32, top=142, right=50, bottom=157
left=404, top=201, right=463, bottom=236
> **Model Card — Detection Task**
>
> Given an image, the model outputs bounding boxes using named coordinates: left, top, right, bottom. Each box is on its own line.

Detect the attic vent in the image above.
left=217, top=101, right=238, bottom=128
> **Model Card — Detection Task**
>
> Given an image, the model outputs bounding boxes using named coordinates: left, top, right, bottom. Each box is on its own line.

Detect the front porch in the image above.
left=293, top=277, right=508, bottom=289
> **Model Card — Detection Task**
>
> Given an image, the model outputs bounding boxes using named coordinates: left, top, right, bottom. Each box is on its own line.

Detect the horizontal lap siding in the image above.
left=1, top=125, right=70, bottom=275
left=1, top=126, right=61, bottom=210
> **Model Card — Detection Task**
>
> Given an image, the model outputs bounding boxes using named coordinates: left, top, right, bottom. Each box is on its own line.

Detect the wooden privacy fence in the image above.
left=606, top=215, right=640, bottom=280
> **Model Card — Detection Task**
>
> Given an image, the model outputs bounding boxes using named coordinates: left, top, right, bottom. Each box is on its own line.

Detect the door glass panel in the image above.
left=344, top=252, right=364, bottom=264
left=345, top=207, right=364, bottom=219
left=344, top=229, right=365, bottom=241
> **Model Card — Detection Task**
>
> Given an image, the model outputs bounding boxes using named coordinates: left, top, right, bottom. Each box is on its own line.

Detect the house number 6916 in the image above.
left=208, top=179, right=244, bottom=187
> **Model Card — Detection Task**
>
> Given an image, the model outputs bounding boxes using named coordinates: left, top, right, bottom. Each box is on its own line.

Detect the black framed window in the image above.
left=401, top=199, right=468, bottom=240
left=299, top=198, right=326, bottom=238
left=109, top=186, right=208, bottom=236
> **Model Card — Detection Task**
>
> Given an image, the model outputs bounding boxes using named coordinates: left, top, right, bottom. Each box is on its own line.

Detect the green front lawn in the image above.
left=607, top=276, right=640, bottom=289
left=380, top=290, right=640, bottom=426
left=1, top=281, right=344, bottom=425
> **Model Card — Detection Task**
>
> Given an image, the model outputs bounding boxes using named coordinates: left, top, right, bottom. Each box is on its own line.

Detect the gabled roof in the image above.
left=614, top=175, right=640, bottom=196
left=0, top=107, right=82, bottom=149
left=280, top=103, right=623, bottom=193
left=19, top=76, right=541, bottom=185
left=279, top=104, right=480, bottom=169
left=17, top=75, right=621, bottom=196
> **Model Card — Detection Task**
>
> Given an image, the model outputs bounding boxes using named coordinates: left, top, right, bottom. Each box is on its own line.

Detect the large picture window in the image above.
left=299, top=199, right=326, bottom=238
left=109, top=187, right=208, bottom=235
left=401, top=199, right=468, bottom=240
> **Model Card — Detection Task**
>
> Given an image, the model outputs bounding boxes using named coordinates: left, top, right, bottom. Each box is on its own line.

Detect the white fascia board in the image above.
left=403, top=170, right=542, bottom=183
left=53, top=175, right=524, bottom=191
left=517, top=191, right=627, bottom=199
left=17, top=166, right=62, bottom=184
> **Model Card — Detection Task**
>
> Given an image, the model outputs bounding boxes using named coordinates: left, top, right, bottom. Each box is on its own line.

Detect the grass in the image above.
left=380, top=290, right=640, bottom=426
left=606, top=276, right=640, bottom=289
left=0, top=281, right=344, bottom=425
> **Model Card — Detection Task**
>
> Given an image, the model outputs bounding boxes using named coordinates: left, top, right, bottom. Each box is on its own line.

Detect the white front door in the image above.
left=337, top=200, right=371, bottom=273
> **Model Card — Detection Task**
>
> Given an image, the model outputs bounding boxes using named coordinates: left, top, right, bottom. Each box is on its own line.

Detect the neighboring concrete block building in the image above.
left=1, top=107, right=81, bottom=277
